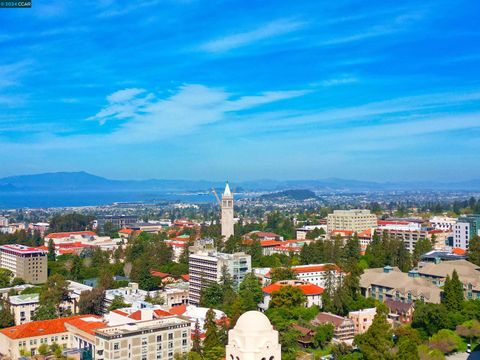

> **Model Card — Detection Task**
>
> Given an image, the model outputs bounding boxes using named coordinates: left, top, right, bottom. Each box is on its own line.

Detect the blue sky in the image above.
left=0, top=0, right=479, bottom=181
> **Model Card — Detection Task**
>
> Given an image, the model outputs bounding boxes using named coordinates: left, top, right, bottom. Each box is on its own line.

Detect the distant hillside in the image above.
left=0, top=171, right=479, bottom=193
left=260, top=189, right=317, bottom=200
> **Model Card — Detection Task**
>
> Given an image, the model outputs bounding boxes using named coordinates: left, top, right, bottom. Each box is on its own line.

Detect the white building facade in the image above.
left=226, top=311, right=281, bottom=360
left=188, top=250, right=251, bottom=306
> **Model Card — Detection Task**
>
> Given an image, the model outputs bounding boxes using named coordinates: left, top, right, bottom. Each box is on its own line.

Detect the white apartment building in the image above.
left=188, top=250, right=251, bottom=305
left=0, top=244, right=47, bottom=284
left=452, top=215, right=480, bottom=250
left=257, top=263, right=345, bottom=288
left=429, top=216, right=457, bottom=231
left=327, top=210, right=377, bottom=233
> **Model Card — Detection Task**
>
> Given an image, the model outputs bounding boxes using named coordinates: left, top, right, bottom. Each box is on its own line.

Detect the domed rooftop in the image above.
left=235, top=311, right=272, bottom=331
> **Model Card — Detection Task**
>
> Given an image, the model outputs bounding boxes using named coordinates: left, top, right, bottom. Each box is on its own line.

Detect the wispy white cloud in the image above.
left=88, top=84, right=309, bottom=142
left=199, top=18, right=305, bottom=53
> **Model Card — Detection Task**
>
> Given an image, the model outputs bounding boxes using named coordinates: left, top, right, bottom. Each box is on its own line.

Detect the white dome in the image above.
left=235, top=311, right=272, bottom=331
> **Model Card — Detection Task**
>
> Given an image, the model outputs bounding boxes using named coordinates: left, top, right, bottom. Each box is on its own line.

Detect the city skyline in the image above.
left=1, top=0, right=479, bottom=181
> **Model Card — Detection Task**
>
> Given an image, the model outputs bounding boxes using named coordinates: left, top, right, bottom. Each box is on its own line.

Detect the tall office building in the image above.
left=0, top=245, right=47, bottom=284
left=453, top=214, right=480, bottom=249
left=188, top=250, right=251, bottom=306
left=327, top=209, right=377, bottom=233
left=221, top=183, right=234, bottom=239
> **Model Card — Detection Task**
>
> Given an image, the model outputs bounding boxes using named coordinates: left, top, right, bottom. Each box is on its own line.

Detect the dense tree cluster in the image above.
left=48, top=213, right=94, bottom=233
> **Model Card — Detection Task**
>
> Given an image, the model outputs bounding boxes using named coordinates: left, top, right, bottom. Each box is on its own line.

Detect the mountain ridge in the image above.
left=0, top=171, right=479, bottom=192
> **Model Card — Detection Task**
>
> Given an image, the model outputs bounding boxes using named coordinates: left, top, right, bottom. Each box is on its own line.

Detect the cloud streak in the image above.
left=199, top=19, right=305, bottom=53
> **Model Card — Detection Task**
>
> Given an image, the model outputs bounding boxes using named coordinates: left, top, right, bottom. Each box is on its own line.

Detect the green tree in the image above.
left=396, top=337, right=420, bottom=360
left=49, top=213, right=94, bottom=232
left=108, top=295, right=128, bottom=311
left=192, top=319, right=202, bottom=354
left=467, top=235, right=480, bottom=266
left=428, top=329, right=462, bottom=354
left=0, top=268, right=13, bottom=287
left=364, top=231, right=385, bottom=268
left=203, top=308, right=221, bottom=350
left=270, top=267, right=297, bottom=282
left=313, top=323, right=334, bottom=349
left=70, top=255, right=83, bottom=280
left=48, top=238, right=56, bottom=261
left=441, top=270, right=464, bottom=312
left=0, top=299, right=15, bottom=328
left=38, top=343, right=50, bottom=355
left=200, top=282, right=224, bottom=308
left=40, top=274, right=70, bottom=307
left=238, top=273, right=263, bottom=311
left=270, top=286, right=306, bottom=309
left=355, top=303, right=393, bottom=360
left=413, top=238, right=432, bottom=266
left=78, top=288, right=105, bottom=315
left=32, top=303, right=58, bottom=320
left=456, top=320, right=480, bottom=351
left=417, top=344, right=445, bottom=360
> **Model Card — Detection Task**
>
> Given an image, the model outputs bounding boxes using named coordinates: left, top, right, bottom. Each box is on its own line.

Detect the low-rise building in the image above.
left=259, top=280, right=323, bottom=311
left=259, top=263, right=345, bottom=288
left=95, top=317, right=191, bottom=360
left=44, top=231, right=98, bottom=246
left=417, top=259, right=480, bottom=300
left=312, top=312, right=355, bottom=342
left=8, top=281, right=92, bottom=324
left=348, top=308, right=376, bottom=335
left=385, top=299, right=415, bottom=324
left=360, top=266, right=442, bottom=303
left=0, top=315, right=103, bottom=358
left=0, top=312, right=191, bottom=360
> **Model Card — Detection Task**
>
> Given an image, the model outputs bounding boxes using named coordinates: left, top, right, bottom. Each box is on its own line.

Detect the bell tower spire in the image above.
left=221, top=182, right=234, bottom=239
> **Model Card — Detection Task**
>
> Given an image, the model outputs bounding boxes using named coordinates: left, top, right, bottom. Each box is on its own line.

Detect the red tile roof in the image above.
left=128, top=310, right=142, bottom=320
left=262, top=281, right=324, bottom=295
left=181, top=274, right=189, bottom=282
left=452, top=247, right=467, bottom=255
left=112, top=309, right=128, bottom=316
left=169, top=304, right=187, bottom=315
left=260, top=240, right=285, bottom=247
left=65, top=316, right=106, bottom=335
left=331, top=230, right=354, bottom=236
left=378, top=220, right=410, bottom=226
left=45, top=231, right=96, bottom=239
left=0, top=315, right=93, bottom=339
left=154, top=309, right=172, bottom=317
left=150, top=270, right=170, bottom=278
left=265, top=264, right=342, bottom=278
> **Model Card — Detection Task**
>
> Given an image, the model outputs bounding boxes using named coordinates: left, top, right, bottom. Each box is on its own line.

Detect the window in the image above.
left=157, top=335, right=162, bottom=342
left=114, top=343, right=120, bottom=350
left=182, top=339, right=188, bottom=346
left=168, top=333, right=173, bottom=340
left=169, top=342, right=173, bottom=349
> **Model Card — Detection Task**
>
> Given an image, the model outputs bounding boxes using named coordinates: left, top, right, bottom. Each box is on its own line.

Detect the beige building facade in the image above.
left=327, top=210, right=377, bottom=233
left=0, top=244, right=47, bottom=284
